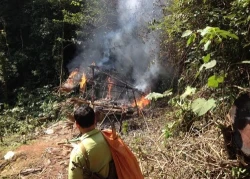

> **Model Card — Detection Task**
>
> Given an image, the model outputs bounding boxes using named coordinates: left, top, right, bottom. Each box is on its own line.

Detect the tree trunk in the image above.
left=0, top=18, right=9, bottom=103
left=59, top=4, right=65, bottom=97
left=0, top=55, right=8, bottom=103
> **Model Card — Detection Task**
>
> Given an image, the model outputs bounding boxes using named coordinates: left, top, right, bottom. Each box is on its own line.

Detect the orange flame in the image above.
left=69, top=69, right=78, bottom=79
left=63, top=68, right=79, bottom=89
left=79, top=72, right=87, bottom=92
left=106, top=77, right=113, bottom=99
left=62, top=68, right=87, bottom=92
left=133, top=96, right=150, bottom=109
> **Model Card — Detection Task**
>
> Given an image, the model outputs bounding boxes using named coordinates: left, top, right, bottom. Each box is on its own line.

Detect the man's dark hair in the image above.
left=74, top=105, right=95, bottom=128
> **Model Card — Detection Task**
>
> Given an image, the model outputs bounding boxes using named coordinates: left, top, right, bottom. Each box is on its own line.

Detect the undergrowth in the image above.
left=0, top=86, right=70, bottom=142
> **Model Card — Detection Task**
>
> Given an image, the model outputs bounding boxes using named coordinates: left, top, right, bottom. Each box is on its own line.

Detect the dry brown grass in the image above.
left=123, top=109, right=244, bottom=179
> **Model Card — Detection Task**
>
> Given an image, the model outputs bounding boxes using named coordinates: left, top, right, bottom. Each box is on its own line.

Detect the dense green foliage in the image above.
left=157, top=0, right=249, bottom=115
left=0, top=86, right=61, bottom=136
left=0, top=0, right=110, bottom=141
left=0, top=0, right=104, bottom=104
left=161, top=0, right=249, bottom=86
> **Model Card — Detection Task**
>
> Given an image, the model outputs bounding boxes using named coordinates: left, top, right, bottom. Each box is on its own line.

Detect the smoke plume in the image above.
left=67, top=0, right=163, bottom=92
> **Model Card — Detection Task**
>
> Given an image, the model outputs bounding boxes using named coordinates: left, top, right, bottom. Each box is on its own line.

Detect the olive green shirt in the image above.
left=68, top=129, right=112, bottom=179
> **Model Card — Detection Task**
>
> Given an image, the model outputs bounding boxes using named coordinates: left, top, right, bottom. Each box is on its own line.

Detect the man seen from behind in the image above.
left=68, top=105, right=113, bottom=179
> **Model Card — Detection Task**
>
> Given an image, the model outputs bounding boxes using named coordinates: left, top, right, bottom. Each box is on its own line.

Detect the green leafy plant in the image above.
left=207, top=74, right=225, bottom=88
left=232, top=167, right=250, bottom=178
left=183, top=27, right=239, bottom=50
left=0, top=86, right=64, bottom=137
left=162, top=121, right=176, bottom=139
left=180, top=86, right=196, bottom=100
left=122, top=121, right=129, bottom=135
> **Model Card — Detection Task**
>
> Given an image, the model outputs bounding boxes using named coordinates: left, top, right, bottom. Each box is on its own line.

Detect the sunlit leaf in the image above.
left=187, top=34, right=195, bottom=46
left=204, top=40, right=211, bottom=51
left=208, top=75, right=218, bottom=88
left=182, top=30, right=193, bottom=37
left=219, top=33, right=228, bottom=38
left=207, top=74, right=224, bottom=88
left=145, top=89, right=172, bottom=101
left=199, top=60, right=216, bottom=72
left=145, top=92, right=164, bottom=100
left=200, top=26, right=212, bottom=36
left=240, top=61, right=250, bottom=64
left=163, top=89, right=173, bottom=96
left=180, top=86, right=196, bottom=99
left=202, top=53, right=211, bottom=63
left=217, top=29, right=239, bottom=40
left=191, top=98, right=216, bottom=116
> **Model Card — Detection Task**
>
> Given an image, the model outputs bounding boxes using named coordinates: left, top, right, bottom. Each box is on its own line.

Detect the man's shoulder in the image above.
left=70, top=143, right=85, bottom=159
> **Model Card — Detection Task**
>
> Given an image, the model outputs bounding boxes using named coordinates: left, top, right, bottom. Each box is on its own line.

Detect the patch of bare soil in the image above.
left=0, top=121, right=78, bottom=179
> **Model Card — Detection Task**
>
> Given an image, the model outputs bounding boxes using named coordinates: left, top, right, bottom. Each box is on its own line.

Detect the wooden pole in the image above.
left=91, top=66, right=95, bottom=104
left=132, top=89, right=140, bottom=116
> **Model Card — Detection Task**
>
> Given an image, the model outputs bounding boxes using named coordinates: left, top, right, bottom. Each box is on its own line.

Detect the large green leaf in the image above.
left=191, top=98, right=216, bottom=116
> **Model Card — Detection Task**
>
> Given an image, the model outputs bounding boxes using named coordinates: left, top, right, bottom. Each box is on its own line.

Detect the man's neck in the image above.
left=79, top=125, right=96, bottom=134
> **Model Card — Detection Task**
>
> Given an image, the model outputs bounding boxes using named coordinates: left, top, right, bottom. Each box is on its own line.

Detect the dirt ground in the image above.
left=0, top=121, right=78, bottom=179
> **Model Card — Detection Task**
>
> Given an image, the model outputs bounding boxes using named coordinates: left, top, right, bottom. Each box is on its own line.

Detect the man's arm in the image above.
left=68, top=146, right=89, bottom=179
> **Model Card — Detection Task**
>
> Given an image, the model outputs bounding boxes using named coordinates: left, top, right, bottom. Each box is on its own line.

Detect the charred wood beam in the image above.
left=20, top=167, right=43, bottom=176
left=70, top=98, right=135, bottom=111
left=88, top=64, right=145, bottom=96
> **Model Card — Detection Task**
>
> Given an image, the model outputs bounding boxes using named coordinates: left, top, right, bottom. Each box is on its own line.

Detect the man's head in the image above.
left=74, top=105, right=95, bottom=128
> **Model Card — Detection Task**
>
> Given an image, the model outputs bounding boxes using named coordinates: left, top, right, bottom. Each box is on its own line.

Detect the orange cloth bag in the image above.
left=102, top=129, right=144, bottom=179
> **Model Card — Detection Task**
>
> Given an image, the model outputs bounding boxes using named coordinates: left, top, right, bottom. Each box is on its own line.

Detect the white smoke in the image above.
left=67, top=0, right=163, bottom=92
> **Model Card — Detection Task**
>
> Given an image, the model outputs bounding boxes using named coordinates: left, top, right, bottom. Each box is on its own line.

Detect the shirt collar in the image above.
left=81, top=129, right=100, bottom=140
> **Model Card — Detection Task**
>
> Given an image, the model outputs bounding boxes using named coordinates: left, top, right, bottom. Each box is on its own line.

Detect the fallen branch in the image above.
left=37, top=116, right=52, bottom=122
left=0, top=161, right=10, bottom=171
left=70, top=98, right=136, bottom=116
left=20, top=167, right=43, bottom=176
